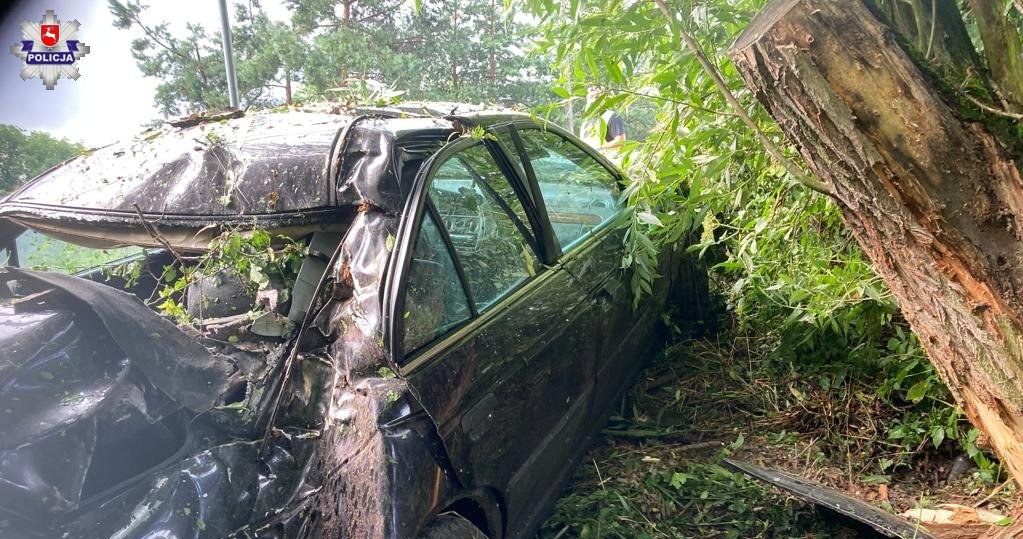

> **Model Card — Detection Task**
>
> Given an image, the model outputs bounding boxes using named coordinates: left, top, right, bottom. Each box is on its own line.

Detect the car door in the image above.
left=496, top=124, right=657, bottom=421
left=388, top=137, right=599, bottom=534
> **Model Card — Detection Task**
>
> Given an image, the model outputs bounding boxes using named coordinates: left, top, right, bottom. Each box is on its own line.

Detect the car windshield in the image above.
left=11, top=229, right=144, bottom=274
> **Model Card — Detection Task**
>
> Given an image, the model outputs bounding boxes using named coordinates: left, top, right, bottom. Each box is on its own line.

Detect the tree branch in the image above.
left=132, top=204, right=186, bottom=268
left=965, top=94, right=1023, bottom=121
left=651, top=0, right=834, bottom=197
left=129, top=12, right=192, bottom=64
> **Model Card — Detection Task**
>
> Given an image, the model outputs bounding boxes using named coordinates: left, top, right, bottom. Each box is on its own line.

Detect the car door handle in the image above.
left=590, top=274, right=620, bottom=304
left=461, top=393, right=496, bottom=442
left=593, top=285, right=613, bottom=303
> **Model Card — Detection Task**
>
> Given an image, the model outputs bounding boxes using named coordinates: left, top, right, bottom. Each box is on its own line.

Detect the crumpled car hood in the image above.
left=0, top=269, right=322, bottom=538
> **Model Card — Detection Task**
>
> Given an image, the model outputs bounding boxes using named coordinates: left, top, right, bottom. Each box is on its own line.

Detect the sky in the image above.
left=0, top=0, right=290, bottom=147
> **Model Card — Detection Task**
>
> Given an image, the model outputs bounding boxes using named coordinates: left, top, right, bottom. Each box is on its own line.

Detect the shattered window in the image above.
left=403, top=211, right=472, bottom=355
left=15, top=229, right=143, bottom=274
left=429, top=143, right=539, bottom=311
left=512, top=129, right=621, bottom=252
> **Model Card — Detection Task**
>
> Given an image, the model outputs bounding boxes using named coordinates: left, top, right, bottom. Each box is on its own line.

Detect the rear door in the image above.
left=389, top=137, right=598, bottom=532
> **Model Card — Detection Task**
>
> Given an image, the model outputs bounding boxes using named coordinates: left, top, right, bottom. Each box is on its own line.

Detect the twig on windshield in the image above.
left=133, top=203, right=186, bottom=268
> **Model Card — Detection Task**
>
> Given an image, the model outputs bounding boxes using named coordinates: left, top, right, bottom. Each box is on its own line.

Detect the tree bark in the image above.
left=285, top=72, right=293, bottom=105
left=866, top=0, right=981, bottom=83
left=979, top=515, right=1023, bottom=538
left=966, top=0, right=1023, bottom=111
left=731, top=0, right=1023, bottom=485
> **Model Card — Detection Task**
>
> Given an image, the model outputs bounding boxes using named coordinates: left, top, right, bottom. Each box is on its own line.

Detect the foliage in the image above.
left=541, top=339, right=856, bottom=538
left=109, top=0, right=304, bottom=115
left=109, top=0, right=556, bottom=116
left=155, top=228, right=306, bottom=323
left=392, top=0, right=552, bottom=104
left=103, top=227, right=307, bottom=324
left=543, top=446, right=839, bottom=539
left=0, top=124, right=84, bottom=194
left=543, top=325, right=1020, bottom=536
left=519, top=0, right=998, bottom=475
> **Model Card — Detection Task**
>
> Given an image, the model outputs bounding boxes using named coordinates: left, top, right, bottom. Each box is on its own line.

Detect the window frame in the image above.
left=495, top=121, right=628, bottom=259
left=399, top=201, right=476, bottom=355
left=385, top=135, right=548, bottom=364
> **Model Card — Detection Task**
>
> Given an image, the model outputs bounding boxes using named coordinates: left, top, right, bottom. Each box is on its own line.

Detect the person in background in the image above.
left=581, top=86, right=626, bottom=151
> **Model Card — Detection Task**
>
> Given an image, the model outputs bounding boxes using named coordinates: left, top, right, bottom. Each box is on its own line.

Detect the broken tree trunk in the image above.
left=731, top=0, right=1023, bottom=485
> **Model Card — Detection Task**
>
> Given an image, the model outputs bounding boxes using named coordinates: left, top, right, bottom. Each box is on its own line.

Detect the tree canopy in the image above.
left=0, top=125, right=83, bottom=194
left=108, top=0, right=553, bottom=115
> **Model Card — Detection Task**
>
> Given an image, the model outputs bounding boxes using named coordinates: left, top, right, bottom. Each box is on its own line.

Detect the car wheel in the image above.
left=419, top=513, right=488, bottom=539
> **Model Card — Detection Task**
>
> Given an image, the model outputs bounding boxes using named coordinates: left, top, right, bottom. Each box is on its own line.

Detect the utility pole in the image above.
left=218, top=0, right=240, bottom=109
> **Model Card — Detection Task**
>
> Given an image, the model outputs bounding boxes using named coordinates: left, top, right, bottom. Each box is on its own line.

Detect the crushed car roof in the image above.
left=0, top=104, right=532, bottom=249
left=2, top=110, right=431, bottom=218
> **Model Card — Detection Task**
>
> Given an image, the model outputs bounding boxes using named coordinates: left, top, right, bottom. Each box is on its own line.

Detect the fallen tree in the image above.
left=730, top=0, right=1023, bottom=495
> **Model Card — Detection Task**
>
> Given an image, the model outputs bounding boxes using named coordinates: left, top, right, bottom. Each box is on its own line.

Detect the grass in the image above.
left=540, top=317, right=1016, bottom=538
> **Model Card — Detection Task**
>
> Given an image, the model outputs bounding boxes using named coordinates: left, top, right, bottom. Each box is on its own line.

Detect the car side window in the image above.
left=512, top=129, right=621, bottom=252
left=428, top=143, right=539, bottom=311
left=14, top=229, right=143, bottom=273
left=403, top=211, right=472, bottom=354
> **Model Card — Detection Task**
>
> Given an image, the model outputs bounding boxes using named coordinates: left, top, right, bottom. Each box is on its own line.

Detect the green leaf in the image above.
left=906, top=379, right=931, bottom=403
left=636, top=211, right=663, bottom=226
left=249, top=265, right=270, bottom=289
left=930, top=426, right=945, bottom=448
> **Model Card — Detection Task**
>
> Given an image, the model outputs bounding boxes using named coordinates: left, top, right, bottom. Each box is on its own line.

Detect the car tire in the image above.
left=419, top=513, right=488, bottom=539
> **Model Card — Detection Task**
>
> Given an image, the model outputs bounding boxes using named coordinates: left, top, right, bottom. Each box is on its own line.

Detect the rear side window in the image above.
left=403, top=212, right=472, bottom=354
left=428, top=143, right=539, bottom=311
left=512, top=129, right=621, bottom=252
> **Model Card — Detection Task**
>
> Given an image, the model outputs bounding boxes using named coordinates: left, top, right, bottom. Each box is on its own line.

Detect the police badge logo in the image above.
left=41, top=24, right=59, bottom=47
left=9, top=10, right=91, bottom=90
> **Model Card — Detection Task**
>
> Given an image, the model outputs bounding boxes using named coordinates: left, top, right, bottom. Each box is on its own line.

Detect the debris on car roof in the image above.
left=167, top=107, right=245, bottom=128
left=4, top=110, right=351, bottom=217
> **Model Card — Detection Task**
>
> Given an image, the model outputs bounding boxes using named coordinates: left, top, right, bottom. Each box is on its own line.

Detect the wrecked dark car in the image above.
left=0, top=105, right=698, bottom=538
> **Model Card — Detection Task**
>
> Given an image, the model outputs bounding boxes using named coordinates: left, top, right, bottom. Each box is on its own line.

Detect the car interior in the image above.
left=497, top=128, right=621, bottom=251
